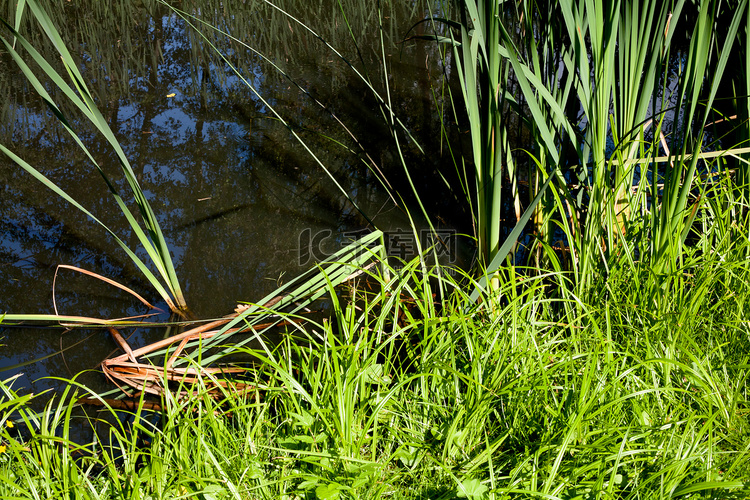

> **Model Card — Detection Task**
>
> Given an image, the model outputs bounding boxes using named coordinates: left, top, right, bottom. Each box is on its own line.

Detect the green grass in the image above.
left=2, top=244, right=749, bottom=498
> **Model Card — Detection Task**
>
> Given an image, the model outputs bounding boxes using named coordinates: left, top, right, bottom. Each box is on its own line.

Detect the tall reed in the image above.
left=0, top=0, right=188, bottom=314
left=439, top=0, right=749, bottom=290
left=449, top=1, right=510, bottom=267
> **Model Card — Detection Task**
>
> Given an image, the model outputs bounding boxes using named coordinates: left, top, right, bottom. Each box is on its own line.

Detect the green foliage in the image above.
left=2, top=0, right=750, bottom=498
left=430, top=0, right=750, bottom=292
left=1, top=243, right=750, bottom=497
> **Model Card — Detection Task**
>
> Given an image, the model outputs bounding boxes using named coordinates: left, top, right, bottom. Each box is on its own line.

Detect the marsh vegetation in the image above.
left=1, top=0, right=750, bottom=498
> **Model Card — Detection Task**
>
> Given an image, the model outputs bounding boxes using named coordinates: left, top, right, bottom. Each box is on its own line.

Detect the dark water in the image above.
left=0, top=0, right=469, bottom=397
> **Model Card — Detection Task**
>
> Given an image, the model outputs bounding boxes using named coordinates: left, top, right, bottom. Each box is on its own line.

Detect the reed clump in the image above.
left=2, top=0, right=750, bottom=497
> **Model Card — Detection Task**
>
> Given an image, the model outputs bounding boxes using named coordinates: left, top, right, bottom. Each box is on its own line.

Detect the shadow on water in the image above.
left=0, top=0, right=471, bottom=400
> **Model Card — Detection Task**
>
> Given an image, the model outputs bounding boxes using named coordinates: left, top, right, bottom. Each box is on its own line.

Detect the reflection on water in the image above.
left=0, top=0, right=468, bottom=397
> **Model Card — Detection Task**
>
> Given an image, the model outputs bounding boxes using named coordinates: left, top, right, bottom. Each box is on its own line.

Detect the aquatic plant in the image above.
left=428, top=0, right=750, bottom=291
left=0, top=0, right=188, bottom=315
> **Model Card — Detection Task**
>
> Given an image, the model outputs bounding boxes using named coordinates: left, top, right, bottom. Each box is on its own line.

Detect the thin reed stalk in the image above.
left=434, top=0, right=750, bottom=291
left=0, top=0, right=188, bottom=314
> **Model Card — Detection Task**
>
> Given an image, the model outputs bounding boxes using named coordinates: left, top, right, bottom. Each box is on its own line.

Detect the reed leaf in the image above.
left=0, top=0, right=188, bottom=314
left=654, top=0, right=747, bottom=274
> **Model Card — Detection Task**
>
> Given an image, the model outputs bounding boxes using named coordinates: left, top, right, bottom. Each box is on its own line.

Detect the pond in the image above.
left=0, top=0, right=471, bottom=398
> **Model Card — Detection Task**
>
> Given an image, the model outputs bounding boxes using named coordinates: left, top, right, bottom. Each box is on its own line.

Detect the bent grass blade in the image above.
left=166, top=230, right=387, bottom=368
left=52, top=265, right=158, bottom=312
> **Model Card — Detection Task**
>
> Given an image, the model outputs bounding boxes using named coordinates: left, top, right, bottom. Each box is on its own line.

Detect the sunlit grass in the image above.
left=2, top=242, right=749, bottom=498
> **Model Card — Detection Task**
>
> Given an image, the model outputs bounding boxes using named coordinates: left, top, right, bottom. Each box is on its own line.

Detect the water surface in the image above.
left=0, top=0, right=469, bottom=397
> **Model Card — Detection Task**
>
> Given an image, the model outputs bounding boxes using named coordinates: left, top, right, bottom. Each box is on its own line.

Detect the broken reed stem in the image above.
left=101, top=299, right=300, bottom=397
